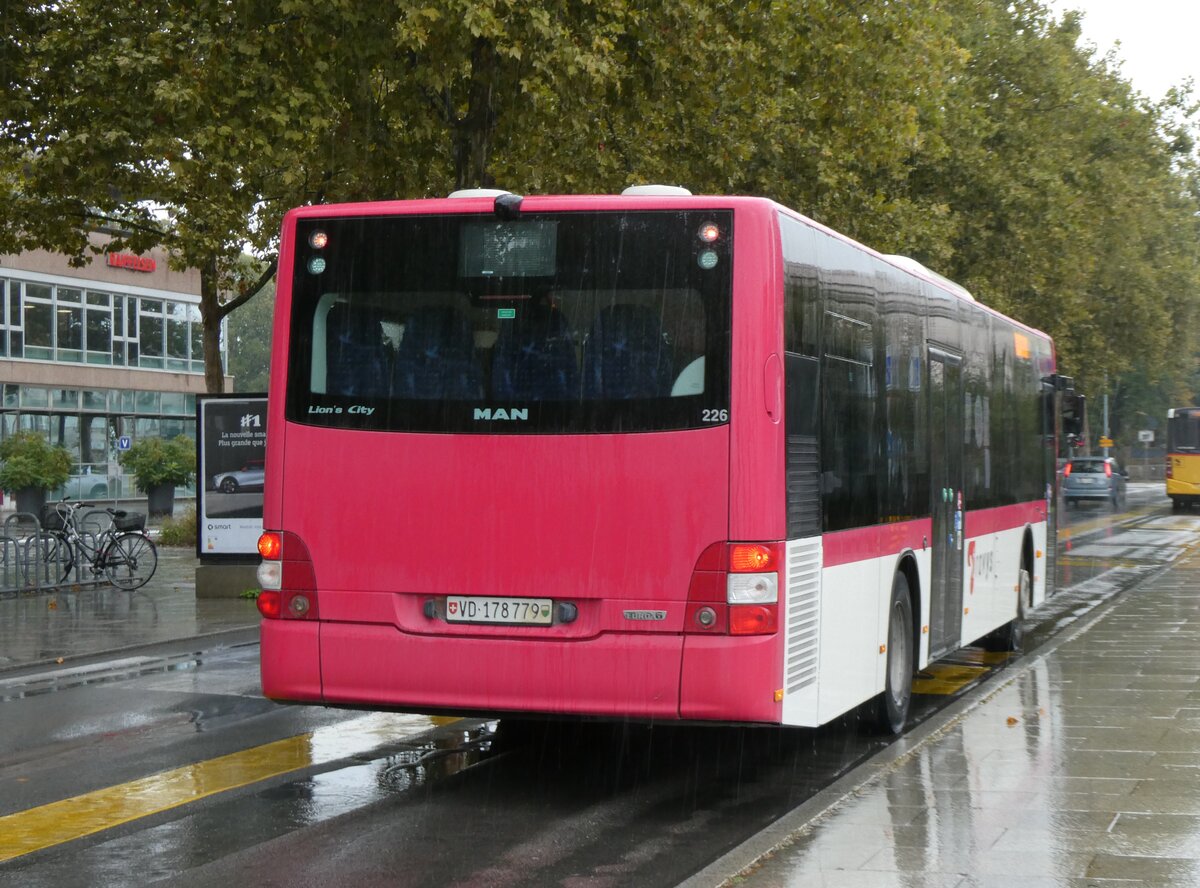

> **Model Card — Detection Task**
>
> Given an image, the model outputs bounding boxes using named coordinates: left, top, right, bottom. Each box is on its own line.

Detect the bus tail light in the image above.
left=1166, top=455, right=1173, bottom=480
left=686, top=542, right=781, bottom=636
left=729, top=605, right=778, bottom=635
left=256, top=530, right=318, bottom=621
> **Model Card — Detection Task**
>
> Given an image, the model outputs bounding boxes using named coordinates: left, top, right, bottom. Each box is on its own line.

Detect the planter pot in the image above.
left=14, top=486, right=48, bottom=519
left=146, top=482, right=176, bottom=518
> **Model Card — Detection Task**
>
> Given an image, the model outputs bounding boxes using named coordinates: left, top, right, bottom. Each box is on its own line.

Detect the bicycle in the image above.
left=41, top=499, right=159, bottom=590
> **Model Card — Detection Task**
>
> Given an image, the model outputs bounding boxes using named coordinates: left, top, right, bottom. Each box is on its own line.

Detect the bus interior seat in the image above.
left=491, top=302, right=580, bottom=400
left=391, top=305, right=484, bottom=399
left=325, top=303, right=391, bottom=397
left=583, top=304, right=674, bottom=399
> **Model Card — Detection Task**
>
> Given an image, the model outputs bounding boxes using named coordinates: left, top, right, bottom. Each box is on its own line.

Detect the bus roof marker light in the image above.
left=698, top=222, right=720, bottom=243
left=308, top=230, right=329, bottom=249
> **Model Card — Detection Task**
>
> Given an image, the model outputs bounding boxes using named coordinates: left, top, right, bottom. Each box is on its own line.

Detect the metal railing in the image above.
left=0, top=510, right=108, bottom=596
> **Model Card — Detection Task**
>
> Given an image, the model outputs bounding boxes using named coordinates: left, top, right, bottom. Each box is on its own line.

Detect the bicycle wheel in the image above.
left=103, top=533, right=158, bottom=590
left=38, top=531, right=75, bottom=585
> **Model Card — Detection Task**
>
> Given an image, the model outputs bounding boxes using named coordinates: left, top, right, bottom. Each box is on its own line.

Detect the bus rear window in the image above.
left=285, top=211, right=731, bottom=433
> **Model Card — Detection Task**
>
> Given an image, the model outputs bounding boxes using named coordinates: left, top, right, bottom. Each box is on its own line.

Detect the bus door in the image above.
left=928, top=348, right=964, bottom=657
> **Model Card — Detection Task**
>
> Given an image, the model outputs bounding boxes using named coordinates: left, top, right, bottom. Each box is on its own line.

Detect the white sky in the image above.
left=1049, top=0, right=1200, bottom=102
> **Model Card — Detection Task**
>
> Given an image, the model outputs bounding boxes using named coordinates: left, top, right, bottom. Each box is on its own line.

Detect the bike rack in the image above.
left=0, top=511, right=104, bottom=596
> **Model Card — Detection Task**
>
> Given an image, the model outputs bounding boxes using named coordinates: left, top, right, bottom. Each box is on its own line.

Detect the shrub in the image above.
left=119, top=435, right=196, bottom=491
left=0, top=431, right=72, bottom=491
left=158, top=506, right=197, bottom=547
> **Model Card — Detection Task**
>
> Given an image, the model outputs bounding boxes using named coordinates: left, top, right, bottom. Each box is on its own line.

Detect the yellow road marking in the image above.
left=0, top=711, right=445, bottom=863
left=947, top=649, right=1012, bottom=666
left=913, top=662, right=990, bottom=695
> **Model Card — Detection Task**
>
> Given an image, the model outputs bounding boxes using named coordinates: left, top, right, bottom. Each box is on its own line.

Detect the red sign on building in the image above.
left=106, top=252, right=156, bottom=273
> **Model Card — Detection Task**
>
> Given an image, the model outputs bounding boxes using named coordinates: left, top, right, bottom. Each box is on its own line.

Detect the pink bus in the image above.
left=257, top=187, right=1063, bottom=732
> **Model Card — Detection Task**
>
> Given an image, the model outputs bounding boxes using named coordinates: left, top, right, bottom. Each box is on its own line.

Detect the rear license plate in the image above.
left=445, top=596, right=553, bottom=625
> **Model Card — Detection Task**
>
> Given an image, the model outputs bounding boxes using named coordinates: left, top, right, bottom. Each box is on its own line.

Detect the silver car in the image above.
left=211, top=460, right=265, bottom=494
left=55, top=473, right=111, bottom=500
left=1063, top=456, right=1127, bottom=510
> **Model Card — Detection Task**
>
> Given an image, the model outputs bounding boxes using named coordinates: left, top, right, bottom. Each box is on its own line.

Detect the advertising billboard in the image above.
left=197, top=395, right=267, bottom=557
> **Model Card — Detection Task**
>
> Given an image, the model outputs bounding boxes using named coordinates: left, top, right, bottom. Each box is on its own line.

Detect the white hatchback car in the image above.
left=211, top=460, right=265, bottom=494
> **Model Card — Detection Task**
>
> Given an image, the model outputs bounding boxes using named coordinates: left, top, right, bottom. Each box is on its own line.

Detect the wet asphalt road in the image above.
left=0, top=485, right=1188, bottom=888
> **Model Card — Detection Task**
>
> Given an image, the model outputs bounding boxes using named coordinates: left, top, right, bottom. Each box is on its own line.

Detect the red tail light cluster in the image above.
left=1063, top=462, right=1073, bottom=478
left=686, top=542, right=781, bottom=636
left=1104, top=461, right=1113, bottom=478
left=1167, top=455, right=1173, bottom=480
left=256, top=531, right=318, bottom=621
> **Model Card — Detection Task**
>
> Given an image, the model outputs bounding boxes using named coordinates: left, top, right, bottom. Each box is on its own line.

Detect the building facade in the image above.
left=0, top=235, right=230, bottom=501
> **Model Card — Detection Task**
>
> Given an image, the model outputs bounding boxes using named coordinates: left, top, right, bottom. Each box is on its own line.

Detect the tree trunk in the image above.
left=200, top=256, right=225, bottom=393
left=453, top=37, right=497, bottom=190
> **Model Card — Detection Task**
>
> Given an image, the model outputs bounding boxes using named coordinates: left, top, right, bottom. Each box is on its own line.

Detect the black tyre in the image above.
left=103, top=533, right=158, bottom=590
left=36, top=531, right=74, bottom=584
left=871, top=572, right=914, bottom=735
left=220, top=477, right=239, bottom=493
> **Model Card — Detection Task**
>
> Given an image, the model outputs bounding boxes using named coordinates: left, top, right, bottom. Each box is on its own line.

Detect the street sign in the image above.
left=1138, top=430, right=1154, bottom=443
left=117, top=435, right=132, bottom=451
left=1099, top=436, right=1114, bottom=448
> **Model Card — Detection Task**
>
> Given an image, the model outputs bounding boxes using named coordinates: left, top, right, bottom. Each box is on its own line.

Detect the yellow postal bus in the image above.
left=1166, top=407, right=1200, bottom=510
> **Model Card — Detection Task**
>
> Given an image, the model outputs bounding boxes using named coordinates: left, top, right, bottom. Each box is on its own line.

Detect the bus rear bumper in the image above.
left=260, top=620, right=322, bottom=702
left=316, top=622, right=686, bottom=719
left=260, top=621, right=784, bottom=723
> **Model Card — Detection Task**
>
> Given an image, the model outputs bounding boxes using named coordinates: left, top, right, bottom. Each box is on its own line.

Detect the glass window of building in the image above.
left=21, top=386, right=49, bottom=408
left=86, top=291, right=113, bottom=364
left=135, top=390, right=161, bottom=414
left=23, top=283, right=53, bottom=360
left=139, top=299, right=164, bottom=368
left=6, top=283, right=21, bottom=356
left=56, top=287, right=85, bottom=362
left=166, top=301, right=190, bottom=370
left=161, top=392, right=187, bottom=415
left=189, top=305, right=204, bottom=372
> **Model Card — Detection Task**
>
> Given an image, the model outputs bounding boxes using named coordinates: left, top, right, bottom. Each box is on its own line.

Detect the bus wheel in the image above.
left=871, top=572, right=914, bottom=735
left=984, top=560, right=1030, bottom=652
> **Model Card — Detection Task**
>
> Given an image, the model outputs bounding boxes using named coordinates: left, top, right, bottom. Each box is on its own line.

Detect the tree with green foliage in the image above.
left=0, top=1, right=642, bottom=391
left=228, top=278, right=275, bottom=394
left=2, top=0, right=1198, bottom=419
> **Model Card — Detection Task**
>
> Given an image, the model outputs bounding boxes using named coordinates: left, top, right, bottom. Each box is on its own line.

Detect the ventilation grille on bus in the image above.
left=785, top=538, right=822, bottom=694
left=786, top=436, right=820, bottom=537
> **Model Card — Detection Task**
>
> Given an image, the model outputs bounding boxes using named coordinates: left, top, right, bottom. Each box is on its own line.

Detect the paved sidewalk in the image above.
left=0, top=545, right=259, bottom=673
left=694, top=543, right=1200, bottom=887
